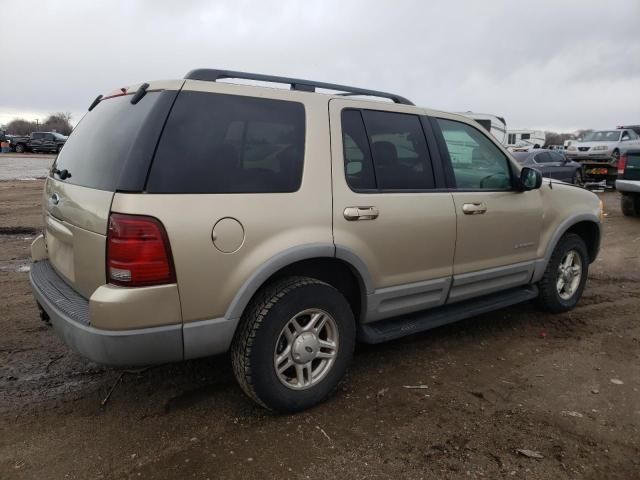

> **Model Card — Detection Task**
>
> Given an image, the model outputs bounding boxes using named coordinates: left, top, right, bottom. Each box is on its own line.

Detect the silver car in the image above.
left=566, top=129, right=640, bottom=161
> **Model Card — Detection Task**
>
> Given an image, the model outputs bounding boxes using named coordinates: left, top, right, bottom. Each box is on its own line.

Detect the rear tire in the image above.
left=231, top=276, right=355, bottom=413
left=621, top=193, right=640, bottom=217
left=537, top=233, right=589, bottom=313
left=15, top=144, right=25, bottom=153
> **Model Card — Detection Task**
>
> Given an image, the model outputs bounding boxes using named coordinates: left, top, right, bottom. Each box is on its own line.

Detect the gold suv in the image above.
left=30, top=69, right=603, bottom=412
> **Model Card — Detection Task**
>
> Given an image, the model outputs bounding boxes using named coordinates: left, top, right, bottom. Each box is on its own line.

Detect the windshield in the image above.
left=52, top=132, right=67, bottom=140
left=582, top=131, right=621, bottom=142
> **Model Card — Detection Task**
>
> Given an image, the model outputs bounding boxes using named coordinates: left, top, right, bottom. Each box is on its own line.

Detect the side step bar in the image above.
left=359, top=285, right=539, bottom=344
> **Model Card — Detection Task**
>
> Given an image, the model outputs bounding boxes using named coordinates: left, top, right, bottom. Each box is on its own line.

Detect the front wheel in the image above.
left=537, top=233, right=589, bottom=313
left=231, top=276, right=355, bottom=412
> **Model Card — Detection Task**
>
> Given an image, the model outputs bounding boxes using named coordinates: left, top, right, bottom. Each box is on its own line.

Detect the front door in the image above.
left=432, top=116, right=543, bottom=303
left=329, top=99, right=457, bottom=322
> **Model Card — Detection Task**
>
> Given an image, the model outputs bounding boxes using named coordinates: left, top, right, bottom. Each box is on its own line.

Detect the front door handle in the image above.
left=462, top=203, right=487, bottom=215
left=344, top=206, right=379, bottom=221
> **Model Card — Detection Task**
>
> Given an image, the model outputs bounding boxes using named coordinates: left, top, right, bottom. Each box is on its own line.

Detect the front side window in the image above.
left=437, top=118, right=512, bottom=190
left=521, top=133, right=531, bottom=140
left=148, top=92, right=305, bottom=194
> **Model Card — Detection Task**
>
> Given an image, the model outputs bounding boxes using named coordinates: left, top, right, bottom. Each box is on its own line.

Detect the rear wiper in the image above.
left=52, top=168, right=72, bottom=180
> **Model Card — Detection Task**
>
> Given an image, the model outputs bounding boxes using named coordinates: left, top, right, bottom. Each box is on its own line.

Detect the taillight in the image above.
left=107, top=213, right=176, bottom=287
left=618, top=154, right=627, bottom=175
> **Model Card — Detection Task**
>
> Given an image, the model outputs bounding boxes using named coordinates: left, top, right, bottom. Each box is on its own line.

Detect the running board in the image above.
left=359, top=285, right=539, bottom=344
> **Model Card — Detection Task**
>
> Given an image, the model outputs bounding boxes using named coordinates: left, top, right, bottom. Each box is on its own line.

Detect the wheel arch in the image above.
left=224, top=244, right=373, bottom=324
left=532, top=214, right=601, bottom=282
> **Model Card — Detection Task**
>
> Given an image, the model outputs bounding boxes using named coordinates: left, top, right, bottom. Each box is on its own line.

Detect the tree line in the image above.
left=2, top=113, right=73, bottom=136
left=543, top=129, right=593, bottom=147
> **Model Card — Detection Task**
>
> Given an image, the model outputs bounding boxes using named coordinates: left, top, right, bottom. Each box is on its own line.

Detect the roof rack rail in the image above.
left=184, top=69, right=414, bottom=105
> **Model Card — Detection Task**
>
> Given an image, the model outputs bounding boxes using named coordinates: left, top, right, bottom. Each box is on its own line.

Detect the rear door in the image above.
left=44, top=82, right=181, bottom=298
left=432, top=116, right=543, bottom=303
left=329, top=99, right=457, bottom=322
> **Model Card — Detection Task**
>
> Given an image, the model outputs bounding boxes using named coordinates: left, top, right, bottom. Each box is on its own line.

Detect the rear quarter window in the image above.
left=146, top=91, right=305, bottom=194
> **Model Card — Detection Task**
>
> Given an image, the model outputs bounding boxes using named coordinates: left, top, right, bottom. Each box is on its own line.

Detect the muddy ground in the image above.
left=0, top=180, right=639, bottom=480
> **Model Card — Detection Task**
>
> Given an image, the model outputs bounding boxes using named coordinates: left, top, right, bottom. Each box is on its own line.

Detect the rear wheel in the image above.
left=15, top=144, right=25, bottom=153
left=621, top=193, right=640, bottom=217
left=231, top=276, right=355, bottom=412
left=537, top=233, right=589, bottom=313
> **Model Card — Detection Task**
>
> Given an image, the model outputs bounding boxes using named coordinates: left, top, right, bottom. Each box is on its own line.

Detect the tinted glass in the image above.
left=550, top=151, right=565, bottom=162
left=341, top=110, right=376, bottom=190
left=475, top=119, right=492, bottom=133
left=54, top=91, right=174, bottom=191
left=521, top=133, right=531, bottom=140
left=361, top=110, right=435, bottom=190
left=535, top=152, right=553, bottom=163
left=624, top=153, right=640, bottom=180
left=148, top=92, right=305, bottom=193
left=437, top=118, right=512, bottom=190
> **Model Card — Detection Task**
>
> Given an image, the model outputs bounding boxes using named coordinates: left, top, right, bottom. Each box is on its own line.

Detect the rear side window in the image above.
left=340, top=109, right=435, bottom=191
left=362, top=110, right=435, bottom=190
left=147, top=92, right=305, bottom=193
left=341, top=110, right=376, bottom=190
left=53, top=91, right=177, bottom=191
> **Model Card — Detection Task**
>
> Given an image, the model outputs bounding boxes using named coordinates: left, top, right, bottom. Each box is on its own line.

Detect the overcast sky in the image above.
left=1, top=0, right=639, bottom=132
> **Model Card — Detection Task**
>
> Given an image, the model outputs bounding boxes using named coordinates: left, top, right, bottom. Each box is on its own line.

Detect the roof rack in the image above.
left=184, top=69, right=414, bottom=105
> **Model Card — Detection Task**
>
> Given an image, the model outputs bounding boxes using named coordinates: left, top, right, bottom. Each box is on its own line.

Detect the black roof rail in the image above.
left=184, top=69, right=414, bottom=105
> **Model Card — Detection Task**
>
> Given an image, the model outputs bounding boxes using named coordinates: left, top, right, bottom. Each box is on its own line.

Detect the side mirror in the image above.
left=519, top=167, right=542, bottom=191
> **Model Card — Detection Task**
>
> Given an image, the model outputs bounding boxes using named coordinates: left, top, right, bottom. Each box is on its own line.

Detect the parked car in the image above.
left=511, top=150, right=584, bottom=185
left=616, top=148, right=640, bottom=216
left=11, top=131, right=67, bottom=153
left=565, top=129, right=640, bottom=162
left=29, top=69, right=603, bottom=412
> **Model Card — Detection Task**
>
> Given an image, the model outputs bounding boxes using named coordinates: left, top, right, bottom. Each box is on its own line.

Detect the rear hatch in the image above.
left=44, top=81, right=182, bottom=298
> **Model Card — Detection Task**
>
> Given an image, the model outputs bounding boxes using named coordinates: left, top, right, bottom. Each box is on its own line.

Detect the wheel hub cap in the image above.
left=556, top=250, right=582, bottom=300
left=273, top=308, right=339, bottom=390
left=292, top=333, right=320, bottom=364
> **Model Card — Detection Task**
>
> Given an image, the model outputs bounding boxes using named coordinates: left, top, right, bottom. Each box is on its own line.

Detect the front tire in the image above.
left=231, top=276, right=355, bottom=412
left=537, top=233, right=589, bottom=313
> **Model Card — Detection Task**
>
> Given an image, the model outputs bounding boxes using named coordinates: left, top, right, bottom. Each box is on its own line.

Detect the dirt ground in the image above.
left=1, top=180, right=638, bottom=480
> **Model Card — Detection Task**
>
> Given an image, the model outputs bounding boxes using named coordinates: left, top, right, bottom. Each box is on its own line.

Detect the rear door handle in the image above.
left=462, top=203, right=487, bottom=215
left=343, top=206, right=379, bottom=221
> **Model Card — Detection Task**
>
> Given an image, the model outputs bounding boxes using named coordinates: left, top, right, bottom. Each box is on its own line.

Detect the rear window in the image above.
left=146, top=91, right=305, bottom=193
left=53, top=91, right=177, bottom=191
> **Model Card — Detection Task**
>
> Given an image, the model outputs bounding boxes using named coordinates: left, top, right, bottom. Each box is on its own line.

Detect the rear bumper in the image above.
left=29, top=260, right=183, bottom=367
left=616, top=179, right=640, bottom=193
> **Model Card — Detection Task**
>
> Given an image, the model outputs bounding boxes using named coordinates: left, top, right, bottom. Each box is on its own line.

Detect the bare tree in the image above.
left=43, top=112, right=73, bottom=135
left=6, top=119, right=38, bottom=136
